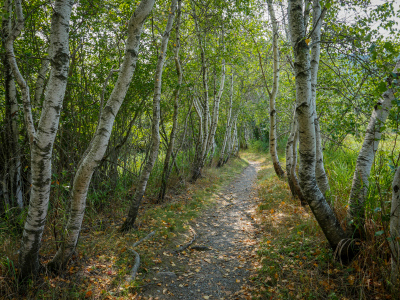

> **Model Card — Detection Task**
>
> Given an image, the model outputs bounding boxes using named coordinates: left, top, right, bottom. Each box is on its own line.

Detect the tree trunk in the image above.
left=1, top=0, right=23, bottom=210
left=390, top=166, right=400, bottom=287
left=288, top=0, right=346, bottom=251
left=121, top=0, right=178, bottom=232
left=50, top=0, right=156, bottom=268
left=310, top=0, right=329, bottom=195
left=347, top=60, right=400, bottom=237
left=217, top=74, right=234, bottom=167
left=267, top=0, right=285, bottom=178
left=158, top=0, right=182, bottom=203
left=206, top=29, right=226, bottom=165
left=6, top=0, right=73, bottom=277
left=286, top=109, right=297, bottom=198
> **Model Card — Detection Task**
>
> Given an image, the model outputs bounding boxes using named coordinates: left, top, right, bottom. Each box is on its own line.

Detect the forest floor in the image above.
left=1, top=151, right=394, bottom=299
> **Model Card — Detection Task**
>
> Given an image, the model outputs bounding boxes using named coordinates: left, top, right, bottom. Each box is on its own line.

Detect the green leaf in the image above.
left=375, top=230, right=385, bottom=236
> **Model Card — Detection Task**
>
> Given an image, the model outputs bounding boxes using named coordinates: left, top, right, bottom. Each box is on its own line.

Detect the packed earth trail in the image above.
left=140, top=161, right=262, bottom=299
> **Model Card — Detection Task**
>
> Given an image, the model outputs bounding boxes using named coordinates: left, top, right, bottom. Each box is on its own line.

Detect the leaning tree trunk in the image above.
left=1, top=0, right=23, bottom=210
left=49, top=0, right=156, bottom=268
left=267, top=0, right=285, bottom=178
left=347, top=60, right=400, bottom=238
left=310, top=0, right=329, bottom=195
left=217, top=74, right=234, bottom=167
left=390, top=166, right=400, bottom=288
left=6, top=0, right=73, bottom=277
left=288, top=0, right=347, bottom=251
left=158, top=0, right=182, bottom=203
left=121, top=0, right=178, bottom=231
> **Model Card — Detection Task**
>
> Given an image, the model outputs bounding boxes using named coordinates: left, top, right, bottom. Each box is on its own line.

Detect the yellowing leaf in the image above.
left=305, top=38, right=311, bottom=45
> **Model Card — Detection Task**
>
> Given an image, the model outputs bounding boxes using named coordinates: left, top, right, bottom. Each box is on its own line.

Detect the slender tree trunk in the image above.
left=390, top=166, right=400, bottom=287
left=310, top=0, right=329, bottom=195
left=1, top=0, right=23, bottom=210
left=347, top=60, right=400, bottom=237
left=217, top=74, right=234, bottom=167
left=288, top=0, right=346, bottom=251
left=290, top=124, right=307, bottom=206
left=206, top=29, right=226, bottom=165
left=50, top=0, right=156, bottom=268
left=286, top=109, right=296, bottom=198
left=121, top=0, right=178, bottom=231
left=267, top=0, right=285, bottom=178
left=6, top=0, right=73, bottom=277
left=158, top=0, right=182, bottom=203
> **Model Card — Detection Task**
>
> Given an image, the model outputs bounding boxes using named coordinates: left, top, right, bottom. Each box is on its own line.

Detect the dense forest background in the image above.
left=1, top=0, right=400, bottom=298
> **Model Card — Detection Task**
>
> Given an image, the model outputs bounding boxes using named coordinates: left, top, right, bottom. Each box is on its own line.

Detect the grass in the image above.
left=247, top=141, right=396, bottom=299
left=0, top=155, right=248, bottom=299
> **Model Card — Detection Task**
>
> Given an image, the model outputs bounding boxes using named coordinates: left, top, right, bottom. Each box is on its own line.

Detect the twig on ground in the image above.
left=174, top=226, right=196, bottom=253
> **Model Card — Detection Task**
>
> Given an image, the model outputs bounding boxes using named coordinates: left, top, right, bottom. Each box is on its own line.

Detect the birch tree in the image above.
left=49, top=0, right=156, bottom=268
left=288, top=0, right=347, bottom=251
left=309, top=0, right=329, bottom=195
left=5, top=0, right=73, bottom=276
left=1, top=0, right=23, bottom=210
left=121, top=0, right=179, bottom=231
left=158, top=0, right=183, bottom=203
left=347, top=60, right=400, bottom=237
left=266, top=0, right=285, bottom=178
left=390, top=166, right=400, bottom=287
left=217, top=74, right=234, bottom=167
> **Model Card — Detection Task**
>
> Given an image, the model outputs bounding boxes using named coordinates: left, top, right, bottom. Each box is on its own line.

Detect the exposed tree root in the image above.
left=127, top=230, right=156, bottom=281
left=174, top=226, right=196, bottom=253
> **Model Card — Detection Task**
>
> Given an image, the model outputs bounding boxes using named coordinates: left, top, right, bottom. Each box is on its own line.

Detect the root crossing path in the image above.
left=141, top=160, right=262, bottom=299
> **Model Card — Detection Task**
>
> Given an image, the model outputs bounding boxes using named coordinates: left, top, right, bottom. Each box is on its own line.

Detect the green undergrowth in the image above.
left=251, top=141, right=396, bottom=299
left=0, top=155, right=248, bottom=299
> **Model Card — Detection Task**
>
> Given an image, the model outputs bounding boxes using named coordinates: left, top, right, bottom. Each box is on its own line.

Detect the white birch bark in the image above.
left=347, top=60, right=400, bottom=236
left=288, top=0, right=346, bottom=250
left=217, top=74, right=234, bottom=167
left=158, top=0, right=182, bottom=203
left=286, top=108, right=297, bottom=197
left=267, top=0, right=285, bottom=178
left=34, top=58, right=51, bottom=104
left=390, top=166, right=400, bottom=286
left=206, top=28, right=226, bottom=164
left=310, top=0, right=329, bottom=195
left=50, top=0, right=156, bottom=267
left=6, top=0, right=73, bottom=276
left=121, top=0, right=178, bottom=231
left=1, top=0, right=23, bottom=209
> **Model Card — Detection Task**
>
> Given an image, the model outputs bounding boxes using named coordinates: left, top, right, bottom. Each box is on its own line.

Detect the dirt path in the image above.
left=140, top=160, right=262, bottom=300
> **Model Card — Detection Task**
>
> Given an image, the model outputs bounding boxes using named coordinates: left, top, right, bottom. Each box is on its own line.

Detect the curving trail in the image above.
left=141, top=160, right=262, bottom=300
